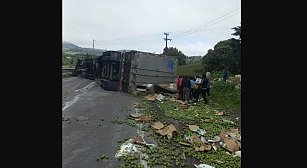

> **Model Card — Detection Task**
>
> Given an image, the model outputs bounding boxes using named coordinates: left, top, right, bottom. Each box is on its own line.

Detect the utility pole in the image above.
left=163, top=32, right=172, bottom=49
left=92, top=39, right=96, bottom=59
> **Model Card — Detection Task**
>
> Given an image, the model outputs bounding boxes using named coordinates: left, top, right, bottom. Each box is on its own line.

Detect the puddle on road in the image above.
left=62, top=82, right=97, bottom=111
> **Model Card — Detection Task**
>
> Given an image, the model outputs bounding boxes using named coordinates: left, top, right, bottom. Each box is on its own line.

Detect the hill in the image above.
left=62, top=41, right=106, bottom=56
left=176, top=62, right=203, bottom=76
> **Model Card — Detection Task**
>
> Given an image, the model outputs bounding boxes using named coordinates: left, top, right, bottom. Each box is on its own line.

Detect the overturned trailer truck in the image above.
left=72, top=58, right=95, bottom=80
left=95, top=50, right=177, bottom=93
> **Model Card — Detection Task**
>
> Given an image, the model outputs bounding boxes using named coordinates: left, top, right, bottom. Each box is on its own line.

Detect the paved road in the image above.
left=62, top=77, right=139, bottom=168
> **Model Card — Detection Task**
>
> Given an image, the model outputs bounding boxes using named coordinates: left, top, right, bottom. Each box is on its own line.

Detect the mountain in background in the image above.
left=62, top=41, right=106, bottom=56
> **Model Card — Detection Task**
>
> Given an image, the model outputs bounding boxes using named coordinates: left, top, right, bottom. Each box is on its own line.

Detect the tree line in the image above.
left=163, top=25, right=241, bottom=75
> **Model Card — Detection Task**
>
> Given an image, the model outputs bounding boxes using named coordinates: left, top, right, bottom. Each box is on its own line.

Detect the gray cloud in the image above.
left=63, top=0, right=241, bottom=56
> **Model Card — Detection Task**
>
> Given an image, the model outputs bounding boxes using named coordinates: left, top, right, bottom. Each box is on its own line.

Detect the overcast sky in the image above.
left=63, top=0, right=241, bottom=56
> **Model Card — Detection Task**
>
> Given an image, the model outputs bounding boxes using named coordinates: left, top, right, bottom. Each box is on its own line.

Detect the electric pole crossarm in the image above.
left=163, top=32, right=172, bottom=49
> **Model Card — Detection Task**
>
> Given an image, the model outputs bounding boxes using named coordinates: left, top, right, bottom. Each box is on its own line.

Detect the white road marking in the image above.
left=62, top=82, right=96, bottom=111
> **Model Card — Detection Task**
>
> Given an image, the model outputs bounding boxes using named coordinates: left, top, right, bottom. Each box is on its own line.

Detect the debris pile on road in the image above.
left=155, top=94, right=165, bottom=102
left=144, top=94, right=158, bottom=101
left=155, top=124, right=178, bottom=139
left=115, top=139, right=142, bottom=157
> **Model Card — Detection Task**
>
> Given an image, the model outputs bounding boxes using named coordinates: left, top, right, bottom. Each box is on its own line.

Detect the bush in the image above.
left=210, top=81, right=241, bottom=112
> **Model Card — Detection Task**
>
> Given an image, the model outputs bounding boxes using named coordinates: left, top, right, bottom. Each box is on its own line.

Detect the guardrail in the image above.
left=62, top=68, right=75, bottom=73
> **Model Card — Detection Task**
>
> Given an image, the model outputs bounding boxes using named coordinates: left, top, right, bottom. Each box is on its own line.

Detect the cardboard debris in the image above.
left=152, top=122, right=164, bottom=130
left=144, top=94, right=158, bottom=101
left=223, top=138, right=240, bottom=152
left=188, top=134, right=202, bottom=144
left=132, top=136, right=145, bottom=145
left=130, top=113, right=142, bottom=118
left=156, top=124, right=178, bottom=139
left=188, top=125, right=200, bottom=132
left=194, top=163, right=215, bottom=168
left=135, top=115, right=152, bottom=122
left=220, top=129, right=241, bottom=142
left=179, top=142, right=192, bottom=146
left=180, top=103, right=189, bottom=110
left=218, top=129, right=241, bottom=153
left=219, top=131, right=229, bottom=141
left=215, top=111, right=224, bottom=116
left=195, top=144, right=211, bottom=152
left=227, top=128, right=241, bottom=141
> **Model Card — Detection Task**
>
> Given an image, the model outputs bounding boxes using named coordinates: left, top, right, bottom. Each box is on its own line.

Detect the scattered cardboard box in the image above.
left=152, top=121, right=164, bottom=130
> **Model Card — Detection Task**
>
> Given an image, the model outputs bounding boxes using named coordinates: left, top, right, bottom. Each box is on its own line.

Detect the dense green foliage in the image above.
left=163, top=47, right=187, bottom=66
left=62, top=52, right=95, bottom=67
left=211, top=80, right=241, bottom=113
left=202, top=38, right=241, bottom=74
left=202, top=25, right=241, bottom=75
left=231, top=25, right=241, bottom=40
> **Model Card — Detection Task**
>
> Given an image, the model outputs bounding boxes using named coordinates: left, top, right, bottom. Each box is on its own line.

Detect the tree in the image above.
left=202, top=38, right=241, bottom=74
left=202, top=25, right=241, bottom=74
left=163, top=47, right=187, bottom=66
left=232, top=25, right=241, bottom=40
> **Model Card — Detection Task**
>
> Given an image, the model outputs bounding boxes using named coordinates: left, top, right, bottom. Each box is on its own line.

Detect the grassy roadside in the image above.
left=112, top=72, right=241, bottom=167
left=134, top=98, right=241, bottom=168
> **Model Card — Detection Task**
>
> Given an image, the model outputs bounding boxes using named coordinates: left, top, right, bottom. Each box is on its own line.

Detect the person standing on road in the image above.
left=223, top=69, right=228, bottom=81
left=182, top=75, right=191, bottom=103
left=177, top=75, right=183, bottom=100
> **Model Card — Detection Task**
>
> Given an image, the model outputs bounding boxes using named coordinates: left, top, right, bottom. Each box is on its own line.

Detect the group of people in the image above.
left=177, top=72, right=211, bottom=104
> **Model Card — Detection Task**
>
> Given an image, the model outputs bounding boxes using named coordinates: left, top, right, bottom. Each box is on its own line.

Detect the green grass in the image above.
left=210, top=81, right=241, bottom=113
left=134, top=100, right=241, bottom=168
left=176, top=62, right=203, bottom=76
left=157, top=102, right=235, bottom=139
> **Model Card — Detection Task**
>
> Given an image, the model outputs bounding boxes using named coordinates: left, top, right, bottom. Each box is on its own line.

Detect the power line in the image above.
left=173, top=11, right=240, bottom=39
left=96, top=32, right=163, bottom=45
left=171, top=7, right=240, bottom=39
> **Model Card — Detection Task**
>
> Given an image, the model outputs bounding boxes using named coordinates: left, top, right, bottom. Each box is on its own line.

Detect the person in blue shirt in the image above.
left=223, top=69, right=228, bottom=81
left=189, top=76, right=196, bottom=100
